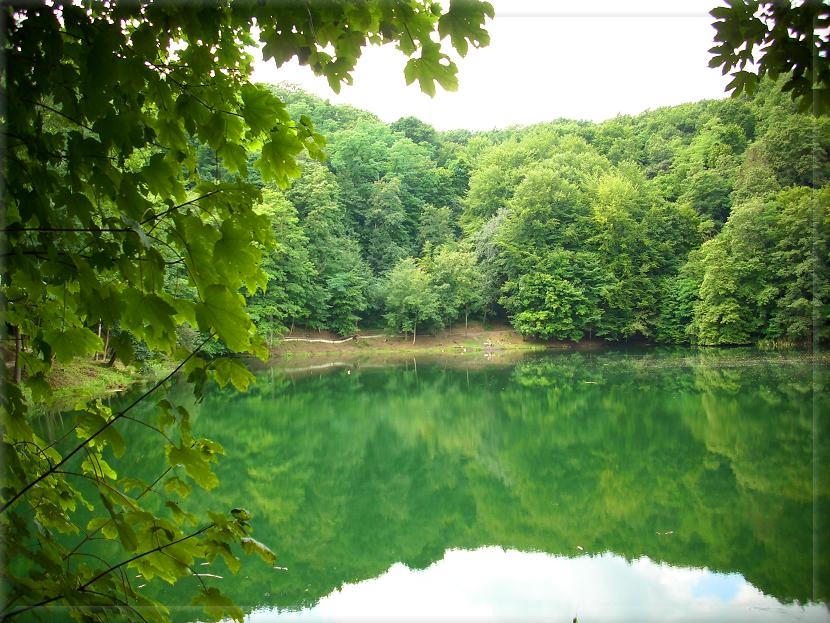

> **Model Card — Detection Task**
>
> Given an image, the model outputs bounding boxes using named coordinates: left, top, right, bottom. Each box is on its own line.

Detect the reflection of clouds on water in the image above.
left=246, top=548, right=830, bottom=622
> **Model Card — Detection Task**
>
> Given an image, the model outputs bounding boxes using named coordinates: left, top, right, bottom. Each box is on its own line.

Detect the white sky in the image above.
left=251, top=0, right=732, bottom=131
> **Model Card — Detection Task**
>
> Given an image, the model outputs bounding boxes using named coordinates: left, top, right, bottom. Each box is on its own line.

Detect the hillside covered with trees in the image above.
left=239, top=81, right=829, bottom=347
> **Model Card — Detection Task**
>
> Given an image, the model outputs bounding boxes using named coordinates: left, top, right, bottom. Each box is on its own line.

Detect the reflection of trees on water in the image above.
left=112, top=350, right=828, bottom=618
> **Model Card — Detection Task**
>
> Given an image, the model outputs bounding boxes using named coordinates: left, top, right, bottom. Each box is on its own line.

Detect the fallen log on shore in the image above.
left=281, top=334, right=387, bottom=344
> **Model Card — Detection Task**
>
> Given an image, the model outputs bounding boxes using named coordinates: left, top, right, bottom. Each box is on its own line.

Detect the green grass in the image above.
left=38, top=359, right=166, bottom=413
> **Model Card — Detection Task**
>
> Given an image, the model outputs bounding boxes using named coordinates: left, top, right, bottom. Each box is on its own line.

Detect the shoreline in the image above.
left=40, top=324, right=826, bottom=397
left=269, top=323, right=539, bottom=360
left=261, top=323, right=623, bottom=371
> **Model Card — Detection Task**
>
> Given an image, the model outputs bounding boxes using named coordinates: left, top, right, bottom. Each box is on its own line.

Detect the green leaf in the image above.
left=240, top=537, right=277, bottom=565
left=166, top=444, right=220, bottom=490
left=82, top=454, right=118, bottom=480
left=194, top=284, right=253, bottom=353
left=86, top=517, right=111, bottom=533
left=192, top=587, right=244, bottom=623
left=256, top=125, right=304, bottom=187
left=403, top=45, right=459, bottom=96
left=213, top=219, right=266, bottom=293
left=24, top=373, right=52, bottom=403
left=157, top=398, right=176, bottom=432
left=122, top=289, right=178, bottom=351
left=438, top=0, right=493, bottom=57
left=726, top=70, right=758, bottom=97
left=99, top=494, right=138, bottom=551
left=164, top=475, right=193, bottom=498
left=133, top=593, right=170, bottom=623
left=42, top=327, right=104, bottom=363
left=230, top=508, right=251, bottom=521
left=114, top=513, right=139, bottom=552
left=204, top=539, right=241, bottom=574
left=217, top=142, right=248, bottom=175
left=164, top=500, right=196, bottom=525
left=142, top=152, right=179, bottom=199
left=212, top=358, right=255, bottom=392
left=241, top=84, right=288, bottom=135
left=709, top=6, right=732, bottom=19
left=76, top=410, right=126, bottom=458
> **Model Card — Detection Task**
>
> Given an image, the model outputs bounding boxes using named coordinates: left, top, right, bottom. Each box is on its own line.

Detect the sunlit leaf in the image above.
left=437, top=0, right=493, bottom=57
left=194, top=285, right=253, bottom=353
left=43, top=328, right=103, bottom=363
left=167, top=444, right=219, bottom=490
left=240, top=537, right=277, bottom=565
left=212, top=358, right=255, bottom=392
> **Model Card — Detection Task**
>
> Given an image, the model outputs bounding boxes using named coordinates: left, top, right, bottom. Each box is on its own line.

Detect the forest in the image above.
left=233, top=81, right=829, bottom=348
left=3, top=2, right=828, bottom=621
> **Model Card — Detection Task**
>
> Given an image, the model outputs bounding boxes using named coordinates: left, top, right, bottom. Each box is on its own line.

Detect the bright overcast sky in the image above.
left=251, top=0, right=732, bottom=131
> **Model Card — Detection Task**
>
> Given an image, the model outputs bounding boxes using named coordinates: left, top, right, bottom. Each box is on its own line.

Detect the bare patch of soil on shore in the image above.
left=267, top=322, right=544, bottom=369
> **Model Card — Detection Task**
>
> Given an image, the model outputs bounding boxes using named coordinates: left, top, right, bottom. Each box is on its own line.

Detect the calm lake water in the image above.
left=114, top=348, right=829, bottom=622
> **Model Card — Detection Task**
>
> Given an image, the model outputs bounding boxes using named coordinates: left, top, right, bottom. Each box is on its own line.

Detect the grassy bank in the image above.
left=41, top=359, right=169, bottom=413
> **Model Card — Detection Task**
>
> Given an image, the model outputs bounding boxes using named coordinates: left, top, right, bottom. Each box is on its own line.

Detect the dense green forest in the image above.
left=232, top=81, right=829, bottom=347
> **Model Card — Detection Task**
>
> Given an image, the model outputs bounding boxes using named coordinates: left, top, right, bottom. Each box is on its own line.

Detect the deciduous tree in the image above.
left=383, top=258, right=443, bottom=343
left=1, top=1, right=493, bottom=619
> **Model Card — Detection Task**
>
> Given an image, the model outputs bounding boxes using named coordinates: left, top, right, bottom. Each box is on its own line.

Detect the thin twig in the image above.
left=2, top=524, right=214, bottom=620
left=25, top=99, right=95, bottom=133
left=141, top=190, right=222, bottom=227
left=0, top=335, right=214, bottom=515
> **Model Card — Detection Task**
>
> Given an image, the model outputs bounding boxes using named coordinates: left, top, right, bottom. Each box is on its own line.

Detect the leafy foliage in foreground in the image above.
left=0, top=1, right=493, bottom=620
left=709, top=0, right=830, bottom=115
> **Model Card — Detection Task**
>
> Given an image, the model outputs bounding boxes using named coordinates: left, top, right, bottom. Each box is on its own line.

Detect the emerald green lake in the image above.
left=115, top=349, right=829, bottom=622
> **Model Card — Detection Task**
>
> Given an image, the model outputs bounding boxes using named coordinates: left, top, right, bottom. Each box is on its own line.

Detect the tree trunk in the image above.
left=96, top=322, right=103, bottom=361
left=412, top=320, right=417, bottom=344
left=465, top=310, right=469, bottom=336
left=103, top=327, right=111, bottom=362
left=13, top=326, right=22, bottom=384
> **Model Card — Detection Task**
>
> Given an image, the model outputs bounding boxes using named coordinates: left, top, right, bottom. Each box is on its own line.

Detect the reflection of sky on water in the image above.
left=246, top=548, right=830, bottom=622
left=692, top=571, right=743, bottom=602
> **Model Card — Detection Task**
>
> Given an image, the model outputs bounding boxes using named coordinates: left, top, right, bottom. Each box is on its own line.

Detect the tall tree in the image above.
left=683, top=187, right=829, bottom=346
left=754, top=113, right=830, bottom=188
left=426, top=244, right=484, bottom=331
left=767, top=186, right=830, bottom=343
left=589, top=167, right=659, bottom=340
left=364, top=174, right=411, bottom=273
left=382, top=258, right=443, bottom=343
left=327, top=121, right=441, bottom=265
left=0, top=2, right=493, bottom=620
left=495, top=146, right=610, bottom=340
left=390, top=115, right=440, bottom=151
left=418, top=203, right=457, bottom=251
left=671, top=118, right=748, bottom=226
left=246, top=189, right=318, bottom=341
